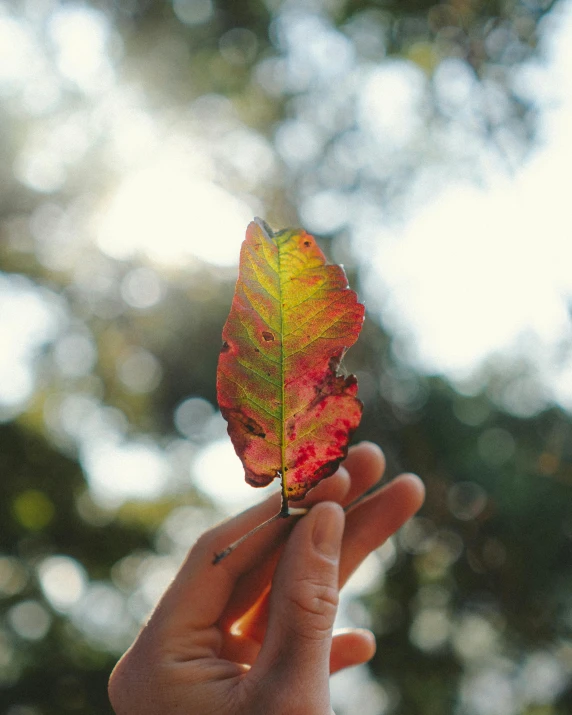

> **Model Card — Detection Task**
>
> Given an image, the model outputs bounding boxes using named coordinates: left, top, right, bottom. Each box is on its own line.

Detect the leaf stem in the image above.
left=279, top=476, right=289, bottom=517
left=343, top=478, right=385, bottom=513
left=212, top=506, right=308, bottom=565
left=212, top=478, right=386, bottom=565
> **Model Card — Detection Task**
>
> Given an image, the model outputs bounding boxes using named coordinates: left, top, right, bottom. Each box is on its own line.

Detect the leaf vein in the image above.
left=283, top=280, right=327, bottom=312
left=237, top=290, right=280, bottom=334
left=284, top=294, right=349, bottom=337
left=241, top=270, right=280, bottom=308
left=236, top=358, right=280, bottom=388
left=219, top=370, right=280, bottom=421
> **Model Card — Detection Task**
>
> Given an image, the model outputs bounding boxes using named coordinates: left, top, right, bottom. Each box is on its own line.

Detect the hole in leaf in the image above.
left=303, top=240, right=311, bottom=247
left=262, top=331, right=274, bottom=341
left=221, top=341, right=230, bottom=352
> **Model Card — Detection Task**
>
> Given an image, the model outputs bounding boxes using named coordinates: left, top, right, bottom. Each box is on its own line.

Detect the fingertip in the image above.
left=343, top=442, right=386, bottom=503
left=336, top=464, right=350, bottom=482
left=357, top=440, right=384, bottom=455
left=357, top=628, right=377, bottom=659
left=394, top=472, right=426, bottom=511
left=310, top=499, right=346, bottom=525
left=310, top=501, right=345, bottom=560
left=327, top=465, right=351, bottom=499
left=350, top=441, right=385, bottom=465
left=338, top=626, right=376, bottom=653
left=330, top=628, right=377, bottom=674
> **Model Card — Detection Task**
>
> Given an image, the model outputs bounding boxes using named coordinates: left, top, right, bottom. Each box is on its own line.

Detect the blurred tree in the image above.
left=0, top=0, right=571, bottom=714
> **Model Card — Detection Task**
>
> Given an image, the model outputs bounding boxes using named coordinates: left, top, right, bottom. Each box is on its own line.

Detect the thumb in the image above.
left=251, top=501, right=344, bottom=694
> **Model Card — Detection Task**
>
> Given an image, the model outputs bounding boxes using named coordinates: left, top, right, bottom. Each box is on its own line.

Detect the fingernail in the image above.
left=312, top=503, right=344, bottom=559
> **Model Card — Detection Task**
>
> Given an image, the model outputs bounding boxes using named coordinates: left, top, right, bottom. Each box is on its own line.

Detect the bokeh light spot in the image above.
left=359, top=61, right=426, bottom=147
left=117, top=348, right=162, bottom=394
left=12, top=490, right=55, bottom=531
left=0, top=558, right=29, bottom=597
left=399, top=517, right=436, bottom=554
left=7, top=601, right=51, bottom=641
left=453, top=613, right=500, bottom=661
left=82, top=440, right=170, bottom=504
left=38, top=556, right=87, bottom=612
left=70, top=582, right=133, bottom=651
left=0, top=16, right=39, bottom=92
left=410, top=608, right=450, bottom=652
left=173, top=0, right=213, bottom=27
left=448, top=482, right=488, bottom=521
left=53, top=332, right=97, bottom=378
left=120, top=267, right=162, bottom=309
left=0, top=276, right=60, bottom=410
left=174, top=397, right=215, bottom=441
left=48, top=5, right=114, bottom=91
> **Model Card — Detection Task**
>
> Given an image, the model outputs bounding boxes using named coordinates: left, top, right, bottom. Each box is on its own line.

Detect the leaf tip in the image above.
left=253, top=216, right=275, bottom=239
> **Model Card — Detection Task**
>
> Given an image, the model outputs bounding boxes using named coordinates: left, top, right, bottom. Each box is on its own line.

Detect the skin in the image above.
left=108, top=442, right=425, bottom=715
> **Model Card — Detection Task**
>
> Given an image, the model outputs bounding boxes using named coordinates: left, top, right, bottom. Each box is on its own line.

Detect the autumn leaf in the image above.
left=217, top=218, right=364, bottom=509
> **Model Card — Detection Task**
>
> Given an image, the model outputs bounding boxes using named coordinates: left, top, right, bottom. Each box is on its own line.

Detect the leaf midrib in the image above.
left=277, top=237, right=286, bottom=500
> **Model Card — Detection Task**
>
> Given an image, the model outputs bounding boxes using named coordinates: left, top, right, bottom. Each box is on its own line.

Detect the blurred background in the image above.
left=1, top=0, right=572, bottom=713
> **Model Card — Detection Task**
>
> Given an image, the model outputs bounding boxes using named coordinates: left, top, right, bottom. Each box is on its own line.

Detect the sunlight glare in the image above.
left=372, top=178, right=572, bottom=379
left=359, top=61, right=426, bottom=148
left=48, top=5, right=115, bottom=92
left=353, top=0, right=572, bottom=411
left=193, top=438, right=279, bottom=512
left=0, top=276, right=60, bottom=409
left=81, top=439, right=170, bottom=505
left=97, top=161, right=252, bottom=266
left=0, top=15, right=39, bottom=92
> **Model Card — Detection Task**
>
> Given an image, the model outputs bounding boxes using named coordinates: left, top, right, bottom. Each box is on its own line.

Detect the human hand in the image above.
left=108, top=442, right=425, bottom=715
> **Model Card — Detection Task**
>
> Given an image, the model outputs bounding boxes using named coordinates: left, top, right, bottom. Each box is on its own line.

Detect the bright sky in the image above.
left=96, top=156, right=255, bottom=267
left=363, top=1, right=572, bottom=410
